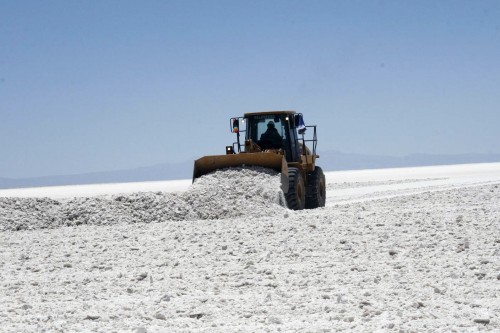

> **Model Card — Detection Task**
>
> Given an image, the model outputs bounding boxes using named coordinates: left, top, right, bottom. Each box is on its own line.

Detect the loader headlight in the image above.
left=226, top=146, right=235, bottom=154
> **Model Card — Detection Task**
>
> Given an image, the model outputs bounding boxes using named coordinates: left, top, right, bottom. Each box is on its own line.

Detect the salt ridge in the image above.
left=0, top=167, right=286, bottom=231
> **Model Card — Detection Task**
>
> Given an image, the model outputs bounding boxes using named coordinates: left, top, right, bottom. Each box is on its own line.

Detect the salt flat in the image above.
left=1, top=162, right=500, bottom=201
left=1, top=163, right=499, bottom=332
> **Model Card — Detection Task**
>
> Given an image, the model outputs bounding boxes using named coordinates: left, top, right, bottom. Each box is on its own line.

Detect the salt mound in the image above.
left=0, top=167, right=286, bottom=231
left=186, top=166, right=286, bottom=219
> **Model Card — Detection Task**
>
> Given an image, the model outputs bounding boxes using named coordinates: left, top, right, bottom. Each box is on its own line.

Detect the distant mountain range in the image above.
left=1, top=151, right=500, bottom=189
left=317, top=151, right=500, bottom=172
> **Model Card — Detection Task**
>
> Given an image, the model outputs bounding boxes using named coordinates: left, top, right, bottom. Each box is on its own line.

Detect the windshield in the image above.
left=246, top=114, right=286, bottom=150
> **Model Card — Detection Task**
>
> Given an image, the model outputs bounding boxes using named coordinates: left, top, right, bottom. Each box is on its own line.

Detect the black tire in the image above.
left=285, top=167, right=305, bottom=210
left=306, top=166, right=326, bottom=209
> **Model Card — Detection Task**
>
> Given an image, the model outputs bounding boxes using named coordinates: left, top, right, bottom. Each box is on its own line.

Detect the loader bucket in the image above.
left=193, top=153, right=289, bottom=193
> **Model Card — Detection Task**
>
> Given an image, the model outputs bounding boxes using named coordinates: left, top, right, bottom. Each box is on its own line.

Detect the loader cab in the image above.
left=245, top=112, right=301, bottom=162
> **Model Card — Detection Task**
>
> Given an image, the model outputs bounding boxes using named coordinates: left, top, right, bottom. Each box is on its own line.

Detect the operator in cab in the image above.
left=259, top=121, right=283, bottom=149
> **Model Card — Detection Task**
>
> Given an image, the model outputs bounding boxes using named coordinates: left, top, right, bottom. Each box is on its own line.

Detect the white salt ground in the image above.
left=1, top=163, right=499, bottom=332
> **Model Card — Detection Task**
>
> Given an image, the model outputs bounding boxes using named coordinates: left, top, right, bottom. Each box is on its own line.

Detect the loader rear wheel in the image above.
left=286, top=167, right=305, bottom=210
left=306, top=167, right=326, bottom=209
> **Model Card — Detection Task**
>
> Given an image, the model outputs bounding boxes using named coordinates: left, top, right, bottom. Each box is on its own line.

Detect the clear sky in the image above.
left=1, top=0, right=499, bottom=178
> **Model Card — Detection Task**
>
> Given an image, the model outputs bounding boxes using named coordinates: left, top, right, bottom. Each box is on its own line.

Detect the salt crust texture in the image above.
left=0, top=170, right=499, bottom=332
left=0, top=167, right=286, bottom=232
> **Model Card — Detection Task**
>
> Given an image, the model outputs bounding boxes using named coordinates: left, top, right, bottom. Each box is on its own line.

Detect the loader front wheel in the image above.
left=286, top=167, right=305, bottom=210
left=306, top=167, right=326, bottom=209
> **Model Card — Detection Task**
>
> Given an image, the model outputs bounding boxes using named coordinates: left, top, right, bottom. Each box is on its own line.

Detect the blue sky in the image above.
left=1, top=0, right=499, bottom=178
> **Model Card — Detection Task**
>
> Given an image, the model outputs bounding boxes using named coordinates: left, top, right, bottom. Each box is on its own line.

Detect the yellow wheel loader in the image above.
left=193, top=111, right=326, bottom=210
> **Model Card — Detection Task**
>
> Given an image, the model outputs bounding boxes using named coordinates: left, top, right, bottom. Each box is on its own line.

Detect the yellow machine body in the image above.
left=191, top=110, right=325, bottom=210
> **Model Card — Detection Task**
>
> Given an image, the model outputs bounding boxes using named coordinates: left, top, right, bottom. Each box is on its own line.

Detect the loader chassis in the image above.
left=193, top=111, right=326, bottom=210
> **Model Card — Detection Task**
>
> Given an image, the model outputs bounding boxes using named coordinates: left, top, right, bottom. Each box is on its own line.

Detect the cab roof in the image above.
left=243, top=110, right=297, bottom=117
